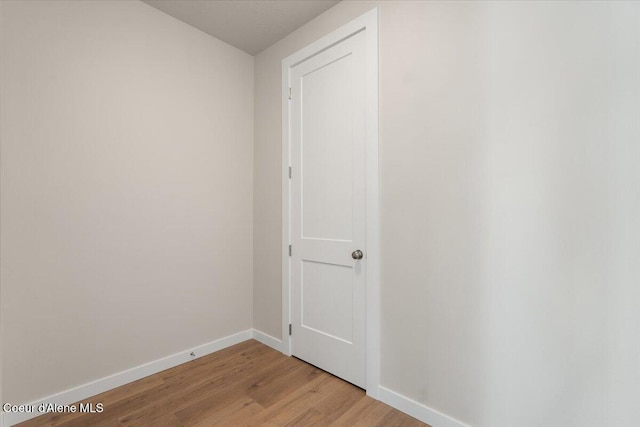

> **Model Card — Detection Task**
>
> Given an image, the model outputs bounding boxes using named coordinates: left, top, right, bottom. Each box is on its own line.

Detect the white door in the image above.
left=289, top=30, right=367, bottom=388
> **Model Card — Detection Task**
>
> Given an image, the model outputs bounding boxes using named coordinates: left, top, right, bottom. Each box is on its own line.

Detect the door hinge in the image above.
left=288, top=87, right=292, bottom=100
left=288, top=166, right=292, bottom=179
left=289, top=324, right=292, bottom=335
left=288, top=244, right=292, bottom=256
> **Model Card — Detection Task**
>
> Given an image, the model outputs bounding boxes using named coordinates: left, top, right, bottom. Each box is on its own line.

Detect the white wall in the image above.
left=0, top=0, right=254, bottom=405
left=253, top=1, right=640, bottom=426
left=2, top=1, right=638, bottom=425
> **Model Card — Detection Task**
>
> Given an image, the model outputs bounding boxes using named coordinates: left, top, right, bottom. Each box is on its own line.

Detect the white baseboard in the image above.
left=2, top=329, right=253, bottom=427
left=251, top=329, right=283, bottom=352
left=3, top=330, right=466, bottom=427
left=378, top=386, right=470, bottom=427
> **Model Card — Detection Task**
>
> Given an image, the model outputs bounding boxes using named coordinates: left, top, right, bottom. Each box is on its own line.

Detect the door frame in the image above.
left=281, top=8, right=380, bottom=398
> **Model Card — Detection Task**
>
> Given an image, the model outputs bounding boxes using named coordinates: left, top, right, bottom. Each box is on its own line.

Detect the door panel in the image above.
left=301, top=52, right=354, bottom=241
left=301, top=260, right=353, bottom=343
left=289, top=30, right=366, bottom=388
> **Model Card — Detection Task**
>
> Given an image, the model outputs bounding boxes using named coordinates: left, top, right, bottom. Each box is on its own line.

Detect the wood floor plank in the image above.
left=329, top=395, right=378, bottom=426
left=172, top=356, right=304, bottom=425
left=282, top=408, right=324, bottom=426
left=375, top=407, right=429, bottom=427
left=191, top=398, right=264, bottom=427
left=16, top=339, right=428, bottom=427
left=249, top=359, right=323, bottom=408
left=310, top=376, right=367, bottom=424
left=348, top=401, right=397, bottom=427
left=240, top=374, right=341, bottom=426
left=117, top=353, right=286, bottom=426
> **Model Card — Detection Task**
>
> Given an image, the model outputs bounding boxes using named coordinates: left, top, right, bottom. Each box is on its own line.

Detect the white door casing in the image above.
left=282, top=8, right=379, bottom=396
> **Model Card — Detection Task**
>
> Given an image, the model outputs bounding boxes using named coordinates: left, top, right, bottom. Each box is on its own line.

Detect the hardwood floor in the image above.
left=17, top=340, right=428, bottom=426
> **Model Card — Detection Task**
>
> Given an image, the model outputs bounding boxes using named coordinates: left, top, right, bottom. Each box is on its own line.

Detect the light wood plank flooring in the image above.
left=17, top=340, right=428, bottom=426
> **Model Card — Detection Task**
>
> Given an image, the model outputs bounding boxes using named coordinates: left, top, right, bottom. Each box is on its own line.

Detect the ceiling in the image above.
left=142, top=0, right=341, bottom=55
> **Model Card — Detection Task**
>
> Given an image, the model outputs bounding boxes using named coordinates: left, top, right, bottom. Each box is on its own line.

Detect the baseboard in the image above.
left=378, top=386, right=470, bottom=427
left=3, top=330, right=466, bottom=427
left=251, top=329, right=283, bottom=352
left=2, top=329, right=253, bottom=427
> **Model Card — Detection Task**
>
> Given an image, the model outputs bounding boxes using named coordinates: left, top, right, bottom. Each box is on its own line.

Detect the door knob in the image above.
left=351, top=250, right=363, bottom=260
